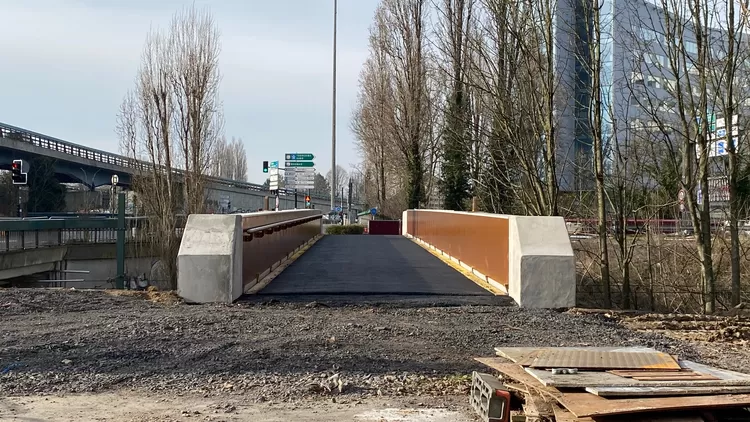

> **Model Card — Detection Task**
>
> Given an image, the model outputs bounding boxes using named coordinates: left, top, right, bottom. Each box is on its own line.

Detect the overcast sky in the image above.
left=0, top=0, right=376, bottom=184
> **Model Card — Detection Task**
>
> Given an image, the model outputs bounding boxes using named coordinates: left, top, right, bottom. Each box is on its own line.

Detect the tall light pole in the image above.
left=330, top=0, right=338, bottom=211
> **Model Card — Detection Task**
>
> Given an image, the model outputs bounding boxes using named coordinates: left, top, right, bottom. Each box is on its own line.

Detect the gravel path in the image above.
left=0, top=289, right=740, bottom=401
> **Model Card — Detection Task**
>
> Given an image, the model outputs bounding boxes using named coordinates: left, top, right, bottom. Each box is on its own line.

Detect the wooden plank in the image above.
left=610, top=370, right=692, bottom=377
left=476, top=357, right=750, bottom=418
left=524, top=392, right=555, bottom=422
left=631, top=374, right=719, bottom=381
left=495, top=347, right=545, bottom=365
left=555, top=391, right=750, bottom=418
left=586, top=385, right=750, bottom=398
left=553, top=405, right=594, bottom=422
left=524, top=367, right=750, bottom=388
left=495, top=347, right=660, bottom=366
left=530, top=350, right=681, bottom=371
left=680, top=361, right=750, bottom=381
left=603, top=414, right=705, bottom=422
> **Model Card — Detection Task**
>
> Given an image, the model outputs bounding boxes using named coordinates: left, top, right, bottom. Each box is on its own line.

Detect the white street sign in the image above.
left=716, top=115, right=738, bottom=128
left=269, top=167, right=280, bottom=190
left=286, top=176, right=315, bottom=182
left=111, top=174, right=119, bottom=185
left=285, top=173, right=315, bottom=180
left=284, top=167, right=315, bottom=173
left=289, top=184, right=315, bottom=190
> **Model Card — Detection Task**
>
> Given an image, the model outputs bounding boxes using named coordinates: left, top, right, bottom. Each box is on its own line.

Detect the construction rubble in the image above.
left=471, top=346, right=750, bottom=422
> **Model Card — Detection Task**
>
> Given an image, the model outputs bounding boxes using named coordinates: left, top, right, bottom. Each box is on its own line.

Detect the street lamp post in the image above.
left=330, top=0, right=338, bottom=211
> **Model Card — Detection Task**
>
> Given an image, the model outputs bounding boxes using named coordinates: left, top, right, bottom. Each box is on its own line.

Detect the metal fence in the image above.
left=0, top=216, right=184, bottom=253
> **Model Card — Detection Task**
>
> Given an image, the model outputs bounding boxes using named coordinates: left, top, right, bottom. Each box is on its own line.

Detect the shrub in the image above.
left=326, top=224, right=366, bottom=235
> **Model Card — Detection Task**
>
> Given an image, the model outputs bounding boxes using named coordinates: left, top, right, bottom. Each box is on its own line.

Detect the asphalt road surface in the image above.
left=258, top=235, right=494, bottom=296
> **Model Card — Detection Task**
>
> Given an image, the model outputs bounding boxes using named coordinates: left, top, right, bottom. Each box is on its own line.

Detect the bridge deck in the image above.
left=259, top=235, right=492, bottom=296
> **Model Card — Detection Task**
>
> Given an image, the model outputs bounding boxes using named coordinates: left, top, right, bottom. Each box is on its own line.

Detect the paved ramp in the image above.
left=259, top=235, right=492, bottom=296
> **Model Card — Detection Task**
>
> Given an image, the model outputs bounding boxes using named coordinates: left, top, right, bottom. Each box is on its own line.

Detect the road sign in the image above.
left=287, top=183, right=315, bottom=190
left=269, top=168, right=280, bottom=190
left=370, top=207, right=377, bottom=216
left=111, top=174, right=119, bottom=185
left=269, top=161, right=279, bottom=168
left=285, top=153, right=315, bottom=161
left=335, top=206, right=342, bottom=212
left=717, top=140, right=727, bottom=155
left=285, top=172, right=315, bottom=180
left=285, top=167, right=315, bottom=173
left=287, top=180, right=315, bottom=186
left=678, top=188, right=686, bottom=204
left=285, top=161, right=315, bottom=168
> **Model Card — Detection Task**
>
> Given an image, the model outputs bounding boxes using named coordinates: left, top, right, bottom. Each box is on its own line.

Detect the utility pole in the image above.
left=330, top=0, right=337, bottom=211
left=348, top=177, right=352, bottom=212
left=16, top=185, right=22, bottom=218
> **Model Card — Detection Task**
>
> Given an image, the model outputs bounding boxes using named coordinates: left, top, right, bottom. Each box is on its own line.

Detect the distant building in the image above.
left=554, top=0, right=744, bottom=192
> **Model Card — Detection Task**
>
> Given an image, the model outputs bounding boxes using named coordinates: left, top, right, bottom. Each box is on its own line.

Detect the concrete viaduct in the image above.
left=0, top=122, right=358, bottom=212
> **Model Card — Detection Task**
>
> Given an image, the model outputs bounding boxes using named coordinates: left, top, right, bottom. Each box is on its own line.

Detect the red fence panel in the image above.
left=368, top=220, right=401, bottom=235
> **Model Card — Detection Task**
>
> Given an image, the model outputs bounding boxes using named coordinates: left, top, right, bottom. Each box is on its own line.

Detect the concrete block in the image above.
left=177, top=214, right=243, bottom=304
left=508, top=216, right=575, bottom=308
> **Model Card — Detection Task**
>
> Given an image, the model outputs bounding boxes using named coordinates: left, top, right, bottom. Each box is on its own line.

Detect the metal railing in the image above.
left=244, top=214, right=323, bottom=240
left=0, top=216, right=185, bottom=253
left=240, top=211, right=322, bottom=290
left=0, top=121, right=354, bottom=205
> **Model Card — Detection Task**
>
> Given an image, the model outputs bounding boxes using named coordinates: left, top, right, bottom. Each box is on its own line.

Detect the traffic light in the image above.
left=11, top=159, right=27, bottom=185
left=305, top=195, right=311, bottom=208
left=263, top=161, right=269, bottom=173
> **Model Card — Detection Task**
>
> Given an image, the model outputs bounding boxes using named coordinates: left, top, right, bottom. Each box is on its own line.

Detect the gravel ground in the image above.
left=0, top=289, right=746, bottom=402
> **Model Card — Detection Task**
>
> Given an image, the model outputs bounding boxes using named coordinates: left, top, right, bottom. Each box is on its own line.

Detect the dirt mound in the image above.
left=621, top=313, right=750, bottom=343
left=106, top=287, right=182, bottom=306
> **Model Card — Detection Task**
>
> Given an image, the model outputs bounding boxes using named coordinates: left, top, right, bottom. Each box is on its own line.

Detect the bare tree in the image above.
left=170, top=6, right=223, bottom=214
left=117, top=5, right=223, bottom=289
left=382, top=0, right=432, bottom=209
left=326, top=165, right=349, bottom=196
left=434, top=0, right=475, bottom=210
left=622, top=0, right=728, bottom=312
left=209, top=136, right=248, bottom=181
left=464, top=0, right=563, bottom=216
left=707, top=0, right=750, bottom=306
left=569, top=0, right=613, bottom=306
left=352, top=0, right=437, bottom=215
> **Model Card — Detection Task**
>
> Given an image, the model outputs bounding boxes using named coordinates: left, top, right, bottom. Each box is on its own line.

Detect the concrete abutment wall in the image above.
left=402, top=210, right=575, bottom=308
left=177, top=210, right=322, bottom=303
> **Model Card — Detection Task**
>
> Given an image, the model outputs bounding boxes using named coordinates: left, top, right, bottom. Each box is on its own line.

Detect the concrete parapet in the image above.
left=177, top=210, right=322, bottom=303
left=403, top=210, right=575, bottom=308
left=508, top=216, right=575, bottom=308
left=177, top=214, right=243, bottom=304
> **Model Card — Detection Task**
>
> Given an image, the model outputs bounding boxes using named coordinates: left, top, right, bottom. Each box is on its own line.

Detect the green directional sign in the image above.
left=285, top=153, right=315, bottom=161
left=285, top=161, right=315, bottom=168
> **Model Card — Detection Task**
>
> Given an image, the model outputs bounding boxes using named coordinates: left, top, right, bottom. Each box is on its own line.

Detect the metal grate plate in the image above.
left=529, top=350, right=681, bottom=370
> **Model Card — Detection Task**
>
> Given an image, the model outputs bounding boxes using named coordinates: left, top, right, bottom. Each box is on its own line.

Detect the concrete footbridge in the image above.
left=177, top=209, right=576, bottom=308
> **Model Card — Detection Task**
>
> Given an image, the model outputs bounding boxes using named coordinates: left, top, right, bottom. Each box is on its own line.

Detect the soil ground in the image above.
left=2, top=289, right=750, bottom=421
